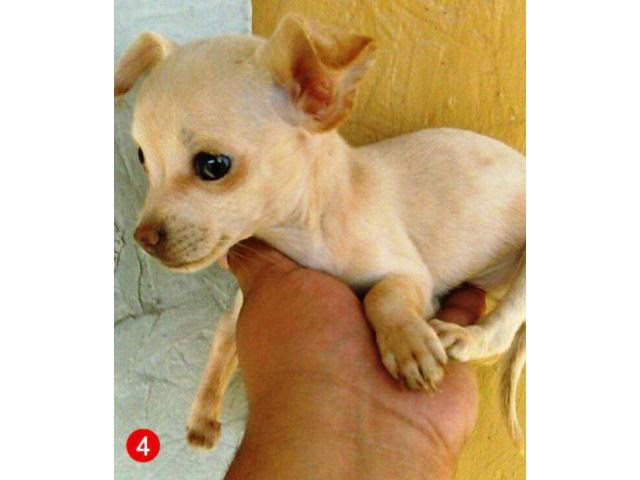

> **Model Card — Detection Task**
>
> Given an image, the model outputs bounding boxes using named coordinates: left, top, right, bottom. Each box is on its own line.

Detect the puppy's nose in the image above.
left=134, top=223, right=164, bottom=252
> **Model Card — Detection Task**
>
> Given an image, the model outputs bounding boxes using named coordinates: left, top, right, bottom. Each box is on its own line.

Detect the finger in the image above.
left=227, top=239, right=298, bottom=294
left=437, top=285, right=486, bottom=327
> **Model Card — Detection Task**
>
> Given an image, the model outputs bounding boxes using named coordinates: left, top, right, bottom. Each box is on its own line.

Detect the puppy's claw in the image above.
left=426, top=378, right=439, bottom=393
left=382, top=352, right=400, bottom=381
left=376, top=320, right=447, bottom=392
left=402, top=362, right=424, bottom=390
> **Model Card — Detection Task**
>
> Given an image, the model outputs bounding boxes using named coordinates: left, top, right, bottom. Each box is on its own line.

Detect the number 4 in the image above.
left=136, top=436, right=150, bottom=456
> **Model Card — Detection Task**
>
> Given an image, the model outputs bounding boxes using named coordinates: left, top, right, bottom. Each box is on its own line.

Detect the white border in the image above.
left=1, top=1, right=639, bottom=478
left=529, top=2, right=640, bottom=478
left=0, top=2, right=113, bottom=478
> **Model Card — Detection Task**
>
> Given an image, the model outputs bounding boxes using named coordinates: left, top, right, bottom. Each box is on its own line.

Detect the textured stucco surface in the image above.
left=114, top=1, right=251, bottom=478
left=253, top=1, right=526, bottom=479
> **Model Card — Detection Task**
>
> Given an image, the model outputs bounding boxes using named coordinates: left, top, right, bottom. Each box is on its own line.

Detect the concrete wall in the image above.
left=252, top=1, right=526, bottom=479
left=114, top=1, right=251, bottom=478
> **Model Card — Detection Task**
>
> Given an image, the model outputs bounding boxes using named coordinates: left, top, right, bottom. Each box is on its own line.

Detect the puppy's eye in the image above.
left=194, top=152, right=232, bottom=181
left=137, top=148, right=145, bottom=165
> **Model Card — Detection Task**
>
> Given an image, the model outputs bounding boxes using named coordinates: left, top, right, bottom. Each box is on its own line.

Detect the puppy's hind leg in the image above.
left=430, top=249, right=526, bottom=362
left=187, top=289, right=243, bottom=450
left=431, top=250, right=526, bottom=447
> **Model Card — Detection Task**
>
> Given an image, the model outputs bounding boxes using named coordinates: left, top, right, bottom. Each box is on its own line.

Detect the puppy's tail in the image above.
left=500, top=322, right=526, bottom=451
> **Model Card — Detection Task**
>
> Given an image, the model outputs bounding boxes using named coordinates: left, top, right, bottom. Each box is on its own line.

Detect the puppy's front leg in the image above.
left=187, top=289, right=243, bottom=450
left=364, top=273, right=447, bottom=391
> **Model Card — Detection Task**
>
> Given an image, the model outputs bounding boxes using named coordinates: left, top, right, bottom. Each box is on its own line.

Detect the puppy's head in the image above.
left=115, top=15, right=375, bottom=272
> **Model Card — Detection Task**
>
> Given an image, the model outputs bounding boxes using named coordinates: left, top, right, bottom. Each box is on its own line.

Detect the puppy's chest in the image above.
left=258, top=229, right=385, bottom=291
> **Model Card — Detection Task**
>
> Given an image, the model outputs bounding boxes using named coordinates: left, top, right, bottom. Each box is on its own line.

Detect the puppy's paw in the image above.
left=186, top=414, right=221, bottom=450
left=430, top=319, right=486, bottom=362
left=376, top=320, right=447, bottom=392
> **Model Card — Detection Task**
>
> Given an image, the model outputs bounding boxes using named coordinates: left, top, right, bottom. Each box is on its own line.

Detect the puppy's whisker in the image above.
left=232, top=244, right=277, bottom=265
left=227, top=251, right=261, bottom=275
left=230, top=247, right=292, bottom=275
left=233, top=243, right=284, bottom=269
left=227, top=250, right=252, bottom=262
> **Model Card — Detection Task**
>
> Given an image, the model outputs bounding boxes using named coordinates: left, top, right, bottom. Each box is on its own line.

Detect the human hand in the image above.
left=226, top=239, right=484, bottom=480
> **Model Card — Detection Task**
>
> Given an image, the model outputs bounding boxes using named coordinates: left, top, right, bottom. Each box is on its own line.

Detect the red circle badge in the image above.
left=126, top=429, right=160, bottom=462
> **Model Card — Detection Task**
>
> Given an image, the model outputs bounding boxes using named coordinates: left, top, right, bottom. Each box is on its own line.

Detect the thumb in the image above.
left=227, top=239, right=299, bottom=294
left=437, top=285, right=486, bottom=327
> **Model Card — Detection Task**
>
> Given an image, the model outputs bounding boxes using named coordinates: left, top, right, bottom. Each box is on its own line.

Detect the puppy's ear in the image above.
left=115, top=32, right=177, bottom=97
left=258, top=14, right=375, bottom=131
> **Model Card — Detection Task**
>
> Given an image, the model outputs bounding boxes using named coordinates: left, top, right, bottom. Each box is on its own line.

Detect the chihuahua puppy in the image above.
left=115, top=15, right=525, bottom=450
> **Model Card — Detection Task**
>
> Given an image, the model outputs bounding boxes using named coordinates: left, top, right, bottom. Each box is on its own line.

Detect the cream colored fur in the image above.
left=115, top=15, right=526, bottom=450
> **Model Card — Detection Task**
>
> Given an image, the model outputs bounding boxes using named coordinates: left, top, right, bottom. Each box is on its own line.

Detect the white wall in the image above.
left=114, top=2, right=251, bottom=478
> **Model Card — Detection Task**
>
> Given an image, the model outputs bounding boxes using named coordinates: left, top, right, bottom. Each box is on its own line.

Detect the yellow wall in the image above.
left=253, top=0, right=525, bottom=478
